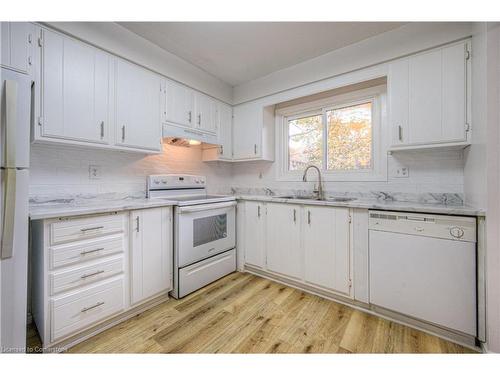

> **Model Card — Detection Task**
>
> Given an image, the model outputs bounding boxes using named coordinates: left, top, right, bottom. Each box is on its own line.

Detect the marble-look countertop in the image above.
left=237, top=195, right=485, bottom=216
left=29, top=194, right=178, bottom=220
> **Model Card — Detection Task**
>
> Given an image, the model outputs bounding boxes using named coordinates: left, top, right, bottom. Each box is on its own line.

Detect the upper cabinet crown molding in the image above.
left=388, top=39, right=471, bottom=151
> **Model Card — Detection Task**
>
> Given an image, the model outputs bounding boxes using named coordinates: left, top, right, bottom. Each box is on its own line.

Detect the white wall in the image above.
left=485, top=23, right=500, bottom=353
left=233, top=22, right=473, bottom=104
left=29, top=144, right=233, bottom=198
left=44, top=22, right=233, bottom=104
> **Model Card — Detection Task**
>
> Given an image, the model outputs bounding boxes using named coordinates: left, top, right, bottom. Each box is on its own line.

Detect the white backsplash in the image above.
left=29, top=144, right=465, bottom=204
left=230, top=149, right=465, bottom=202
left=29, top=143, right=233, bottom=198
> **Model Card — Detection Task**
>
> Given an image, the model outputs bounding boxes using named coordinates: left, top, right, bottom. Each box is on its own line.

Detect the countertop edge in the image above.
left=236, top=195, right=485, bottom=217
left=29, top=200, right=178, bottom=221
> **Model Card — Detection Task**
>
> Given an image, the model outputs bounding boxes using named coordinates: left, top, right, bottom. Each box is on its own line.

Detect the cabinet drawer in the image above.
left=49, top=256, right=124, bottom=295
left=51, top=277, right=125, bottom=342
left=178, top=249, right=236, bottom=298
left=50, top=214, right=125, bottom=245
left=49, top=234, right=125, bottom=270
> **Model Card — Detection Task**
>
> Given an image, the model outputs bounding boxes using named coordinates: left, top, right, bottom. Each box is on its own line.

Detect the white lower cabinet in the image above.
left=266, top=203, right=302, bottom=279
left=129, top=207, right=173, bottom=305
left=240, top=201, right=353, bottom=298
left=31, top=207, right=173, bottom=348
left=303, top=206, right=351, bottom=295
left=242, top=201, right=266, bottom=268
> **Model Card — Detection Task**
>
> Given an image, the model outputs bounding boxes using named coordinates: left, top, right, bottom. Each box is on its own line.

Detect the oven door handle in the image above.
left=178, top=201, right=236, bottom=214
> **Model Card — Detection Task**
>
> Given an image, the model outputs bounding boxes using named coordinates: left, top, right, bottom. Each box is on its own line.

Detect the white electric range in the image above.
left=147, top=174, right=236, bottom=299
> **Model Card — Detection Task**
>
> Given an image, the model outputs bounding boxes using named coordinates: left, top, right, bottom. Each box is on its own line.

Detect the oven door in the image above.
left=176, top=201, right=236, bottom=267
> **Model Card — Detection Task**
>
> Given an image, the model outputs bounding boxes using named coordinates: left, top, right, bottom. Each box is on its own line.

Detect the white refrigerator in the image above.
left=0, top=66, right=31, bottom=353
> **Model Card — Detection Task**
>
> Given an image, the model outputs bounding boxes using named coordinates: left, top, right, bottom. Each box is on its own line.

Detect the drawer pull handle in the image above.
left=80, top=226, right=104, bottom=232
left=81, top=301, right=105, bottom=313
left=80, top=247, right=104, bottom=255
left=80, top=270, right=105, bottom=279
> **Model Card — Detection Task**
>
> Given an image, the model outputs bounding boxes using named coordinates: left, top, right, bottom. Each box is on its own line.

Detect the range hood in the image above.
left=164, top=137, right=202, bottom=147
left=162, top=123, right=218, bottom=146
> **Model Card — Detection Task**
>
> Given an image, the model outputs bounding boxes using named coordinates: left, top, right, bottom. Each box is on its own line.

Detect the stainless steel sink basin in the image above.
left=275, top=195, right=357, bottom=202
left=326, top=197, right=357, bottom=202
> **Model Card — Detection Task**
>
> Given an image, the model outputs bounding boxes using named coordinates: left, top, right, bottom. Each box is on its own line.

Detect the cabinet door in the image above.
left=243, top=201, right=265, bottom=268
left=196, top=92, right=217, bottom=134
left=232, top=102, right=262, bottom=159
left=130, top=207, right=172, bottom=305
left=388, top=58, right=409, bottom=146
left=303, top=206, right=351, bottom=295
left=218, top=103, right=233, bottom=159
left=1, top=22, right=32, bottom=74
left=115, top=59, right=162, bottom=151
left=165, top=79, right=195, bottom=128
left=389, top=41, right=469, bottom=147
left=266, top=203, right=301, bottom=279
left=408, top=48, right=443, bottom=144
left=41, top=29, right=109, bottom=143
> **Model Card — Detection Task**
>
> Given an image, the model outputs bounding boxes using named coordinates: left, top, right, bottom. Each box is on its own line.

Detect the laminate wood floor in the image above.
left=31, top=272, right=476, bottom=353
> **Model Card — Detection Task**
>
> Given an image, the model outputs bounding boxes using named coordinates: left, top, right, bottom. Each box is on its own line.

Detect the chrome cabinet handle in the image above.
left=80, top=226, right=104, bottom=232
left=100, top=121, right=105, bottom=139
left=80, top=247, right=104, bottom=255
left=80, top=270, right=104, bottom=279
left=219, top=145, right=224, bottom=155
left=257, top=205, right=261, bottom=218
left=293, top=209, right=296, bottom=223
left=308, top=211, right=311, bottom=225
left=121, top=125, right=126, bottom=141
left=136, top=216, right=140, bottom=232
left=81, top=301, right=104, bottom=313
left=197, top=114, right=201, bottom=126
left=398, top=125, right=403, bottom=141
left=188, top=111, right=192, bottom=123
left=254, top=144, right=257, bottom=155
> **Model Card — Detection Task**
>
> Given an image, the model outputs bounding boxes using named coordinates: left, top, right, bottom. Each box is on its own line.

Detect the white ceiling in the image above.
left=118, top=22, right=406, bottom=86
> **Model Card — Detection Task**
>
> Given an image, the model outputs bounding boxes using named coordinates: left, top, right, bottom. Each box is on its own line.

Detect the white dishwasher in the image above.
left=369, top=210, right=477, bottom=336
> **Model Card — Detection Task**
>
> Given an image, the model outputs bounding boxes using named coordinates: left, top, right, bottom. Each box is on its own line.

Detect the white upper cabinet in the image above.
left=1, top=22, right=33, bottom=75
left=114, top=59, right=162, bottom=152
left=303, top=206, right=351, bottom=295
left=202, top=102, right=233, bottom=161
left=38, top=28, right=110, bottom=144
left=34, top=26, right=163, bottom=153
left=195, top=92, right=218, bottom=134
left=232, top=102, right=274, bottom=161
left=389, top=39, right=471, bottom=149
left=165, top=79, right=195, bottom=128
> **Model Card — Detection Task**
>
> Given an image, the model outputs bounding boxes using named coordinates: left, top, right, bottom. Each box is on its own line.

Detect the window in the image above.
left=326, top=102, right=372, bottom=171
left=278, top=85, right=386, bottom=181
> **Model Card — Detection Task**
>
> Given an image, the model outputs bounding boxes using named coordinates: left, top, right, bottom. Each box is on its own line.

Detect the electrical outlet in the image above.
left=89, top=165, right=102, bottom=180
left=393, top=166, right=409, bottom=178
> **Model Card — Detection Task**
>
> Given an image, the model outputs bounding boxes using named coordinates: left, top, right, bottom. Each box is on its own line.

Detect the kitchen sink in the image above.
left=275, top=195, right=357, bottom=202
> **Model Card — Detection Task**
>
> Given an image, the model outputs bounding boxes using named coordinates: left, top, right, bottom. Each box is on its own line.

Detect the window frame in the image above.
left=276, top=85, right=387, bottom=182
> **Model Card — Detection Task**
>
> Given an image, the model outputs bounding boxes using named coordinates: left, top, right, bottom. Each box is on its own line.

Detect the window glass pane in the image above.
left=327, top=102, right=372, bottom=170
left=288, top=114, right=323, bottom=171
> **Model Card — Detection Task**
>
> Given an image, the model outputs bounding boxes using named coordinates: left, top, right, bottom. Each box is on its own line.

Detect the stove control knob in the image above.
left=450, top=226, right=464, bottom=239
left=154, top=179, right=160, bottom=185
left=161, top=179, right=167, bottom=184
